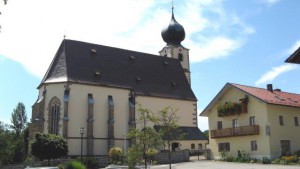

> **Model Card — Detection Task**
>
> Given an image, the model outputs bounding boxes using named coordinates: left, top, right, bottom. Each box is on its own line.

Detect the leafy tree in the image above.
left=10, top=102, right=27, bottom=137
left=154, top=106, right=180, bottom=169
left=127, top=105, right=162, bottom=169
left=0, top=102, right=29, bottom=165
left=31, top=133, right=68, bottom=164
left=203, top=130, right=209, bottom=139
left=0, top=121, right=15, bottom=165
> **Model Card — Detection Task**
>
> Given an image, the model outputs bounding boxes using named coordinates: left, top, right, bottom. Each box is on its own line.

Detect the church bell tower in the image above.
left=159, top=6, right=191, bottom=84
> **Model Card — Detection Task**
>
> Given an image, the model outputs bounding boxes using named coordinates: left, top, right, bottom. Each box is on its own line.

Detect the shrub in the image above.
left=126, top=146, right=142, bottom=169
left=146, top=148, right=158, bottom=163
left=226, top=154, right=234, bottom=162
left=31, top=133, right=68, bottom=161
left=108, top=147, right=124, bottom=164
left=262, top=157, right=271, bottom=164
left=82, top=157, right=98, bottom=169
left=64, top=160, right=86, bottom=169
left=280, top=155, right=298, bottom=164
left=220, top=151, right=227, bottom=161
left=236, top=150, right=250, bottom=162
left=294, top=150, right=300, bottom=157
left=271, top=158, right=281, bottom=164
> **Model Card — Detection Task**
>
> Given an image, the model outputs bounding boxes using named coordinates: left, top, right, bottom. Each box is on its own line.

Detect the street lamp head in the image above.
left=80, top=127, right=85, bottom=134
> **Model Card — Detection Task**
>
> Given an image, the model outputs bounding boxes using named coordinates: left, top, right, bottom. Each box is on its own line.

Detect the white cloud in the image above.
left=189, top=37, right=241, bottom=62
left=0, top=0, right=253, bottom=77
left=255, top=64, right=298, bottom=86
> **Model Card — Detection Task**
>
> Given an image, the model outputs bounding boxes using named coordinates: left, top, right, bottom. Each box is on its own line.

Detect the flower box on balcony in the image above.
left=217, top=96, right=248, bottom=117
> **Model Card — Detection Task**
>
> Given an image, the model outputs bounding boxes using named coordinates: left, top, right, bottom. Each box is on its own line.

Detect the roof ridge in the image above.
left=230, top=82, right=300, bottom=95
left=64, top=39, right=166, bottom=59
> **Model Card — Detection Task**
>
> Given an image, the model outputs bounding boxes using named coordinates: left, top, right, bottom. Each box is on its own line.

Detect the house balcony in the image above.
left=210, top=125, right=259, bottom=138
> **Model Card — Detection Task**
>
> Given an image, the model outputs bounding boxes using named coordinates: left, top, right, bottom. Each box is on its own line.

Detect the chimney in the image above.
left=267, top=84, right=273, bottom=92
left=274, top=88, right=281, bottom=92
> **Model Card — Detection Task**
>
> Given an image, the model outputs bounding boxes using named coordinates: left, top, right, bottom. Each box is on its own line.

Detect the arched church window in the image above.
left=48, top=97, right=61, bottom=135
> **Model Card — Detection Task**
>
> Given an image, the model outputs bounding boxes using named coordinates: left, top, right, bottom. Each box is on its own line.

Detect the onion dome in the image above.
left=161, top=8, right=185, bottom=46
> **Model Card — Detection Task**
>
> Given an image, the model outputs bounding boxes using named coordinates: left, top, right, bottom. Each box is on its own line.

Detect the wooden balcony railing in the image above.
left=210, top=125, right=259, bottom=138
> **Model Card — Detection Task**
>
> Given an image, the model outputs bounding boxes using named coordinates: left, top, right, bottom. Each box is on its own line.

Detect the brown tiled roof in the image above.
left=40, top=39, right=197, bottom=101
left=231, top=83, right=300, bottom=108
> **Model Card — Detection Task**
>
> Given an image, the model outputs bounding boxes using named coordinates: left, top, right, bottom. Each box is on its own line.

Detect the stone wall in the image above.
left=154, top=150, right=189, bottom=164
left=1, top=164, right=27, bottom=169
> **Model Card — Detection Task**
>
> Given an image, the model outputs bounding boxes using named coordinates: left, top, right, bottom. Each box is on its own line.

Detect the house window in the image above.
left=178, top=53, right=183, bottom=61
left=249, top=116, right=255, bottom=126
left=232, top=119, right=238, bottom=128
left=198, top=143, right=202, bottom=150
left=218, top=142, right=230, bottom=152
left=281, top=140, right=291, bottom=156
left=251, top=141, right=257, bottom=151
left=295, top=117, right=299, bottom=126
left=191, top=144, right=195, bottom=150
left=279, top=116, right=284, bottom=126
left=217, top=121, right=222, bottom=129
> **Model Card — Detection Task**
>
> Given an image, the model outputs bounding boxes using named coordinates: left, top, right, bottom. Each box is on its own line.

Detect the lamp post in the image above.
left=80, top=127, right=84, bottom=161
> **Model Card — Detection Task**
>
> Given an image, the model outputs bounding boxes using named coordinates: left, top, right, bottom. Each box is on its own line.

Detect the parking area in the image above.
left=150, top=160, right=300, bottom=169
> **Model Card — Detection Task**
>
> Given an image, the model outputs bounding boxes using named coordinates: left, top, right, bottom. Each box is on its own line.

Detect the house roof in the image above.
left=178, top=126, right=208, bottom=140
left=231, top=83, right=300, bottom=107
left=154, top=126, right=208, bottom=140
left=40, top=39, right=197, bottom=101
left=285, top=47, right=300, bottom=64
left=200, top=83, right=300, bottom=116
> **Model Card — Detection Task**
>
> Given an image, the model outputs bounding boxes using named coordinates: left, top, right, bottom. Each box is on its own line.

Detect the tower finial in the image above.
left=172, top=0, right=174, bottom=13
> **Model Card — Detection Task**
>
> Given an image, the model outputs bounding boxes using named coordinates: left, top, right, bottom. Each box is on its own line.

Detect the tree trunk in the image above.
left=168, top=141, right=171, bottom=169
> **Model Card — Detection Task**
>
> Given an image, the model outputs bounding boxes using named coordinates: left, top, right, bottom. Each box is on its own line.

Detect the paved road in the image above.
left=150, top=160, right=300, bottom=169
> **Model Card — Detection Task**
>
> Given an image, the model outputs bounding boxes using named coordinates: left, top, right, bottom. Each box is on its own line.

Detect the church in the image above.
left=29, top=8, right=207, bottom=156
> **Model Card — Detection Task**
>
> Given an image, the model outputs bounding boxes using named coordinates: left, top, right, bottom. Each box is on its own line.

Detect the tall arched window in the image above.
left=48, top=97, right=61, bottom=135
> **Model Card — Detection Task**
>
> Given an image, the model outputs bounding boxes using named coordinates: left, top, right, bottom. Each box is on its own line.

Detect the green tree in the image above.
left=154, top=106, right=180, bottom=169
left=31, top=133, right=68, bottom=164
left=10, top=102, right=27, bottom=137
left=203, top=130, right=209, bottom=139
left=127, top=105, right=162, bottom=169
left=0, top=121, right=15, bottom=165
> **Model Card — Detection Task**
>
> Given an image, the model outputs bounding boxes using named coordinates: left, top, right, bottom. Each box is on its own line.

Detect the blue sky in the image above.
left=0, top=0, right=300, bottom=131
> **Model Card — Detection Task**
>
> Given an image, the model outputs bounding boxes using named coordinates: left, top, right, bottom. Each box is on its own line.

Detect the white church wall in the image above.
left=137, top=96, right=196, bottom=127
left=42, top=83, right=65, bottom=135
left=41, top=82, right=197, bottom=155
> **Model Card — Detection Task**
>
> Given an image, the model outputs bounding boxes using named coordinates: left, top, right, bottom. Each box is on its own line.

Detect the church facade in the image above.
left=29, top=9, right=207, bottom=156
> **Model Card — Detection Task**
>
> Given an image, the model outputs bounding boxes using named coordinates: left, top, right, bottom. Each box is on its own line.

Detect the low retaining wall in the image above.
left=154, top=150, right=189, bottom=164
left=1, top=156, right=110, bottom=169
